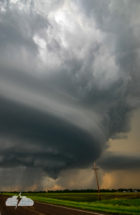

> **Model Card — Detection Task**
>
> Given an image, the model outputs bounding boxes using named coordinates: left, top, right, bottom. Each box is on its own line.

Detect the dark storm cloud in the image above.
left=0, top=0, right=140, bottom=189
left=0, top=167, right=45, bottom=191
left=0, top=96, right=101, bottom=178
left=97, top=152, right=140, bottom=171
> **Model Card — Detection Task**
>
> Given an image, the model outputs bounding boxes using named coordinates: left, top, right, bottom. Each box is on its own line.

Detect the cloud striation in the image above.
left=0, top=0, right=140, bottom=188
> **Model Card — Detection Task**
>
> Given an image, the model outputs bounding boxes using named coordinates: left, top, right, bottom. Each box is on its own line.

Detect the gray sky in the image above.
left=0, top=0, right=140, bottom=191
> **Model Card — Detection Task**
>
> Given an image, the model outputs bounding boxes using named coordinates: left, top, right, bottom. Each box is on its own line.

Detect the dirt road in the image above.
left=0, top=195, right=109, bottom=215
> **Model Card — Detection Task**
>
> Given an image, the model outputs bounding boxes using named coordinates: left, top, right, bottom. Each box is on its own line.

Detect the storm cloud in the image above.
left=0, top=0, right=140, bottom=189
left=97, top=151, right=140, bottom=171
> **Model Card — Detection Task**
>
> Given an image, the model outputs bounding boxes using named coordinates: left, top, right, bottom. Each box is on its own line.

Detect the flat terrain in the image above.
left=23, top=192, right=140, bottom=202
left=2, top=192, right=140, bottom=214
left=0, top=195, right=109, bottom=215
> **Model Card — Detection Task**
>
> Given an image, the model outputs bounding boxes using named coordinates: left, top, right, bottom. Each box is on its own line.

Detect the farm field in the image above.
left=3, top=192, right=140, bottom=215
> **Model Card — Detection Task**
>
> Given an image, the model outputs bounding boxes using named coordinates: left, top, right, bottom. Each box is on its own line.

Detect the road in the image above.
left=0, top=195, right=110, bottom=215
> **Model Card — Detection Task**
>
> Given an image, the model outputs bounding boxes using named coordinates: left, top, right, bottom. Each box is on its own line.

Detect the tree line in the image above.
left=1, top=188, right=139, bottom=193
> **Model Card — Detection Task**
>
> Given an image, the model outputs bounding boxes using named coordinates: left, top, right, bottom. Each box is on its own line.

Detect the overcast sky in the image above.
left=0, top=0, right=140, bottom=191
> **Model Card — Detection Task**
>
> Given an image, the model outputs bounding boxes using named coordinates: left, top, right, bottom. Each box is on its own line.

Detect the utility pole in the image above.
left=92, top=162, right=101, bottom=201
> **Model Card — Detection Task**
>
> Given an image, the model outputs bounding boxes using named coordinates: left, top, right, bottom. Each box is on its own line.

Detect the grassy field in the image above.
left=3, top=192, right=140, bottom=215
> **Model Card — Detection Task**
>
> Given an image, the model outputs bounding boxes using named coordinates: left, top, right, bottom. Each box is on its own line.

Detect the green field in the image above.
left=3, top=192, right=140, bottom=215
